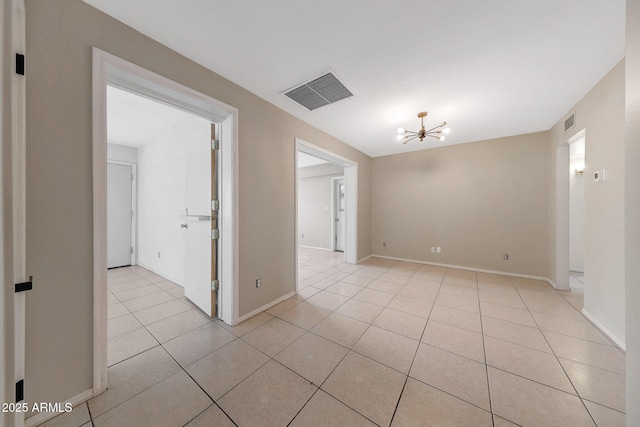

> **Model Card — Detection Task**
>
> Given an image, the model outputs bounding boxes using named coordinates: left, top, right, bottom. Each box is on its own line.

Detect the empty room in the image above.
left=1, top=1, right=639, bottom=427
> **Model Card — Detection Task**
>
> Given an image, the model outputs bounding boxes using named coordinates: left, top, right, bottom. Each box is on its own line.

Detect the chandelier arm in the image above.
left=424, top=124, right=445, bottom=134
left=402, top=136, right=418, bottom=145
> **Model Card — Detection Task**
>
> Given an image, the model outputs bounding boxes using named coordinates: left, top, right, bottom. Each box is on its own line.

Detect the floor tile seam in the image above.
left=182, top=402, right=238, bottom=427
left=531, top=324, right=626, bottom=359
left=199, top=350, right=271, bottom=404
left=350, top=337, right=420, bottom=376
left=555, top=355, right=627, bottom=379
left=537, top=327, right=617, bottom=348
left=476, top=286, right=494, bottom=416
left=107, top=323, right=146, bottom=341
left=370, top=321, right=424, bottom=342
left=415, top=292, right=439, bottom=343
left=111, top=283, right=165, bottom=299
left=107, top=309, right=134, bottom=322
left=97, top=347, right=180, bottom=419
left=487, top=365, right=589, bottom=401
left=274, top=310, right=332, bottom=333
left=484, top=357, right=580, bottom=396
left=510, top=285, right=583, bottom=400
left=580, top=397, right=627, bottom=415
left=315, top=386, right=384, bottom=427
left=406, top=374, right=493, bottom=414
left=135, top=304, right=204, bottom=329
left=107, top=281, right=154, bottom=293
left=482, top=334, right=554, bottom=355
left=118, top=292, right=179, bottom=313
left=140, top=311, right=214, bottom=346
left=551, top=353, right=626, bottom=376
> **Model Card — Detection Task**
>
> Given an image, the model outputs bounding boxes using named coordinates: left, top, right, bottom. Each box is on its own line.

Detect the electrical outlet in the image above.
left=431, top=246, right=435, bottom=253
left=256, top=278, right=262, bottom=288
left=503, top=254, right=509, bottom=260
left=383, top=242, right=387, bottom=247
left=436, top=247, right=441, bottom=253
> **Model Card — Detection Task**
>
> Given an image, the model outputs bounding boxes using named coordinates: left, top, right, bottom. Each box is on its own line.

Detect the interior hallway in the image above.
left=38, top=248, right=625, bottom=426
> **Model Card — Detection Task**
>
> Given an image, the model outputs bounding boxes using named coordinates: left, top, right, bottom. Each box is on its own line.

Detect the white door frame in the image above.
left=330, top=176, right=345, bottom=252
left=295, top=138, right=358, bottom=292
left=92, top=48, right=239, bottom=395
left=5, top=1, right=27, bottom=426
left=553, top=129, right=586, bottom=291
left=107, top=160, right=137, bottom=266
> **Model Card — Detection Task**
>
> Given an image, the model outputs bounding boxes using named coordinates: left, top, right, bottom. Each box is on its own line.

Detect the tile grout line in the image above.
left=511, top=280, right=600, bottom=426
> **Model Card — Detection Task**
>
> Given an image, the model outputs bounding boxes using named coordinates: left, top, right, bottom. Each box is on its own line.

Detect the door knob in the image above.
left=180, top=223, right=188, bottom=229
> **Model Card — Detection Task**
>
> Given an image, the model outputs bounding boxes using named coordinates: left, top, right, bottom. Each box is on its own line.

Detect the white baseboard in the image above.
left=298, top=245, right=333, bottom=251
left=370, top=254, right=551, bottom=283
left=357, top=254, right=373, bottom=264
left=582, top=309, right=626, bottom=351
left=235, top=291, right=296, bottom=325
left=25, top=388, right=94, bottom=427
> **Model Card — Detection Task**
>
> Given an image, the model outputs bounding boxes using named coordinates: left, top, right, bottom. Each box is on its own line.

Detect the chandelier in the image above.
left=396, top=111, right=450, bottom=144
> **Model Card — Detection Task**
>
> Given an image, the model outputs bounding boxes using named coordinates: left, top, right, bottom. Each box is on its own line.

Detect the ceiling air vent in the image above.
left=283, top=71, right=353, bottom=111
left=564, top=112, right=576, bottom=132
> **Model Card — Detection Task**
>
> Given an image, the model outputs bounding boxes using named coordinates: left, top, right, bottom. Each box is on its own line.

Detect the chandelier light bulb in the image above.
left=439, top=136, right=445, bottom=141
left=397, top=127, right=405, bottom=134
left=396, top=134, right=404, bottom=141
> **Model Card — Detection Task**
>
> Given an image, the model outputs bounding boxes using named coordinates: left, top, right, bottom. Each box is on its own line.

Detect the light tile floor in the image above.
left=39, top=248, right=626, bottom=426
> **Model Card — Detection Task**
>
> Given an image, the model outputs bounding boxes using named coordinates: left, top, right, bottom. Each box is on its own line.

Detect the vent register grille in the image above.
left=564, top=112, right=575, bottom=132
left=284, top=72, right=353, bottom=111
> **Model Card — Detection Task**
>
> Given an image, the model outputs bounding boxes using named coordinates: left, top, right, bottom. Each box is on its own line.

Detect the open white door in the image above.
left=183, top=123, right=216, bottom=316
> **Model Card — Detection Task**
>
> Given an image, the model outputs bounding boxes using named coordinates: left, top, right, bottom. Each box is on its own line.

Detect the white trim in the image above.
left=92, top=49, right=239, bottom=395
left=298, top=245, right=333, bottom=251
left=371, top=254, right=552, bottom=283
left=236, top=291, right=296, bottom=324
left=11, top=2, right=27, bottom=427
left=107, top=160, right=137, bottom=266
left=331, top=176, right=345, bottom=252
left=25, top=388, right=94, bottom=427
left=582, top=309, right=626, bottom=351
left=357, top=254, right=374, bottom=264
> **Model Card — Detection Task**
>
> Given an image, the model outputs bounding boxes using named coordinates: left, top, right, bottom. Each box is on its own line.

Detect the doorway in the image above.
left=93, top=48, right=239, bottom=394
left=569, top=134, right=586, bottom=289
left=295, top=138, right=358, bottom=293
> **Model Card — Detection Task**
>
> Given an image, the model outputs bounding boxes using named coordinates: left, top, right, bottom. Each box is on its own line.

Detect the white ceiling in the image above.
left=87, top=0, right=625, bottom=157
left=107, top=86, right=195, bottom=147
left=298, top=152, right=329, bottom=168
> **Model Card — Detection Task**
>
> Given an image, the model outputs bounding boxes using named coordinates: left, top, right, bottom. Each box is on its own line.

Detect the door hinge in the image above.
left=16, top=53, right=25, bottom=75
left=211, top=139, right=220, bottom=150
left=211, top=280, right=220, bottom=291
left=16, top=379, right=24, bottom=402
left=211, top=200, right=219, bottom=211
left=15, top=276, right=33, bottom=293
left=211, top=229, right=219, bottom=240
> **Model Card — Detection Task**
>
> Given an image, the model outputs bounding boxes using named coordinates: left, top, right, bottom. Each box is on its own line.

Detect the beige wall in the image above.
left=626, top=0, right=640, bottom=424
left=298, top=164, right=343, bottom=250
left=371, top=133, right=549, bottom=277
left=24, top=0, right=371, bottom=408
left=547, top=60, right=626, bottom=343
